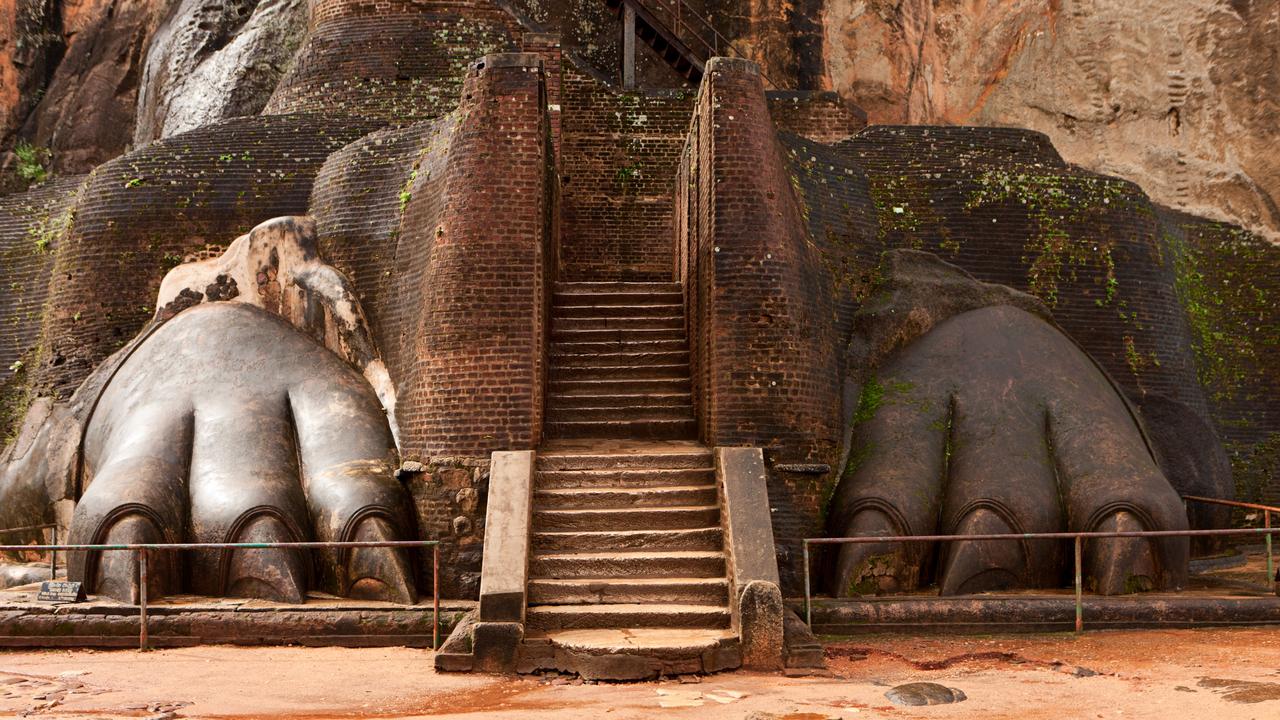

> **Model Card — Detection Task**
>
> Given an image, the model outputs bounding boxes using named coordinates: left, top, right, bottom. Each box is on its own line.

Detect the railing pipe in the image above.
left=3, top=540, right=442, bottom=651
left=802, top=526, right=1280, bottom=634
left=1183, top=494, right=1278, bottom=582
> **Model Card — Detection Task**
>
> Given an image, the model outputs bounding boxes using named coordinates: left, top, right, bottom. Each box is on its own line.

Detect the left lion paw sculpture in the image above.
left=11, top=216, right=417, bottom=604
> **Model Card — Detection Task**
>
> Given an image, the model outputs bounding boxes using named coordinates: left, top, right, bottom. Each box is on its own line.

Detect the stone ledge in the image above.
left=793, top=594, right=1280, bottom=635
left=0, top=588, right=474, bottom=648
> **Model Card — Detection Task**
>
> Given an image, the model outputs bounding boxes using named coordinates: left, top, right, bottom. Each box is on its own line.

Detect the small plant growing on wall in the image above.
left=13, top=141, right=50, bottom=187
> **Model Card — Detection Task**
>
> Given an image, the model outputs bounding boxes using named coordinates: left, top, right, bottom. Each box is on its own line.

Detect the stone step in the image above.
left=553, top=339, right=688, bottom=354
left=553, top=303, right=684, bottom=319
left=535, top=466, right=714, bottom=489
left=546, top=392, right=691, bottom=410
left=536, top=448, right=712, bottom=471
left=554, top=290, right=683, bottom=307
left=535, top=505, right=720, bottom=532
left=525, top=604, right=731, bottom=631
left=545, top=406, right=694, bottom=424
left=531, top=551, right=725, bottom=579
left=551, top=327, right=686, bottom=343
left=555, top=281, right=681, bottom=294
left=550, top=350, right=690, bottom=367
left=544, top=418, right=697, bottom=440
left=550, top=363, right=690, bottom=381
left=527, top=577, right=729, bottom=605
left=531, top=527, right=723, bottom=554
left=552, top=315, right=683, bottom=331
left=549, top=377, right=691, bottom=395
left=519, top=629, right=741, bottom=679
left=534, top=485, right=718, bottom=510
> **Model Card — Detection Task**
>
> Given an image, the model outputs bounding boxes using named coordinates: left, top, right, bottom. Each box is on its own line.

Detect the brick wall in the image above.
left=30, top=115, right=377, bottom=401
left=0, top=175, right=85, bottom=443
left=767, top=91, right=866, bottom=143
left=1159, top=209, right=1280, bottom=505
left=558, top=61, right=695, bottom=280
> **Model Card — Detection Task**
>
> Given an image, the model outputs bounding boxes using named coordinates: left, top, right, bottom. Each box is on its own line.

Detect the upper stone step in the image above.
left=549, top=377, right=692, bottom=395
left=554, top=290, right=683, bottom=307
left=550, top=363, right=691, bottom=381
left=543, top=418, right=698, bottom=440
left=546, top=392, right=692, bottom=410
left=555, top=281, right=681, bottom=294
left=550, top=350, right=690, bottom=367
left=534, top=485, right=718, bottom=510
left=553, top=304, right=684, bottom=319
left=525, top=603, right=732, bottom=631
left=553, top=315, right=684, bottom=331
left=552, top=339, right=688, bottom=355
left=551, top=327, right=686, bottom=343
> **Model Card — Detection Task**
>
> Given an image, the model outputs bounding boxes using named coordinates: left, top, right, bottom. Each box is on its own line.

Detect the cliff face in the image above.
left=2, top=0, right=1277, bottom=241
left=814, top=0, right=1279, bottom=242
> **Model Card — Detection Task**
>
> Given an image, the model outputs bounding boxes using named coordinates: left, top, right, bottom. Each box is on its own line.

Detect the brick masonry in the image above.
left=0, top=176, right=85, bottom=442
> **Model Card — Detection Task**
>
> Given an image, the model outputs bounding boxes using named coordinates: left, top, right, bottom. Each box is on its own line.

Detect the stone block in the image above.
left=478, top=451, right=534, bottom=623
left=471, top=621, right=522, bottom=674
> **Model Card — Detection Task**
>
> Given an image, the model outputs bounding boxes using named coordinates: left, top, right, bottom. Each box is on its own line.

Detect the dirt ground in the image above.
left=1, top=628, right=1278, bottom=719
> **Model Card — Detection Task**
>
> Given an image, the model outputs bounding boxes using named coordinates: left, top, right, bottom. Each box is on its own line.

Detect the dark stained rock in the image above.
left=885, top=682, right=967, bottom=706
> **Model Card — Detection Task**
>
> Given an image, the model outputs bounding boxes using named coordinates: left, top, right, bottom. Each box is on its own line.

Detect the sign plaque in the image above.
left=37, top=580, right=85, bottom=604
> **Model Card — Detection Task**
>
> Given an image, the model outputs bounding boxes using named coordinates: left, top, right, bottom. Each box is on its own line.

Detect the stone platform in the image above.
left=0, top=583, right=470, bottom=648
left=798, top=589, right=1280, bottom=635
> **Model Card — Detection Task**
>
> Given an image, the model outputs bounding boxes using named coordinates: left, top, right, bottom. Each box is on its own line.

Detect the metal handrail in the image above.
left=0, top=540, right=442, bottom=650
left=621, top=0, right=781, bottom=88
left=1183, top=494, right=1278, bottom=580
left=802, top=526, right=1280, bottom=634
left=0, top=523, right=60, bottom=577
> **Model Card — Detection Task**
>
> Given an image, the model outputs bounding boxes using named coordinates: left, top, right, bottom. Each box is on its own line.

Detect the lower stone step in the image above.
left=527, top=577, right=730, bottom=605
left=531, top=527, right=723, bottom=553
left=536, top=447, right=711, bottom=471
left=518, top=628, right=741, bottom=680
left=529, top=550, right=726, bottom=578
left=525, top=603, right=732, bottom=631
left=534, top=485, right=718, bottom=510
left=534, top=505, right=720, bottom=532
left=535, top=467, right=715, bottom=489
left=544, top=418, right=697, bottom=440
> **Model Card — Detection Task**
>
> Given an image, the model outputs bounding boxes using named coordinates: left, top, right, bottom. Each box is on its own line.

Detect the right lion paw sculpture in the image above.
left=828, top=253, right=1189, bottom=597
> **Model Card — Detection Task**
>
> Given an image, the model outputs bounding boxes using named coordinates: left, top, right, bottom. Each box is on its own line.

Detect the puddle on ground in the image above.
left=1198, top=677, right=1280, bottom=703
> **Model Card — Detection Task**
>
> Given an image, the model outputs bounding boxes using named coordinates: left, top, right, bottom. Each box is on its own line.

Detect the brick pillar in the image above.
left=402, top=53, right=553, bottom=456
left=682, top=58, right=842, bottom=463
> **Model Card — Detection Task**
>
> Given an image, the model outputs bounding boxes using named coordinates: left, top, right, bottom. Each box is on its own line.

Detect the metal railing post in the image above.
left=138, top=549, right=149, bottom=651
left=1074, top=535, right=1083, bottom=633
left=803, top=540, right=812, bottom=628
left=49, top=524, right=57, bottom=578
left=1266, top=511, right=1274, bottom=583
left=432, top=543, right=440, bottom=651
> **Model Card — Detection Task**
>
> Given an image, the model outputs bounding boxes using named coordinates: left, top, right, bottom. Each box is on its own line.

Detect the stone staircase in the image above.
left=518, top=441, right=742, bottom=678
left=545, top=281, right=697, bottom=440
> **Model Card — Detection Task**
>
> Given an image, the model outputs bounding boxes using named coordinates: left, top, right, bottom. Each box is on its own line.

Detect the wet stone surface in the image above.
left=885, top=682, right=968, bottom=706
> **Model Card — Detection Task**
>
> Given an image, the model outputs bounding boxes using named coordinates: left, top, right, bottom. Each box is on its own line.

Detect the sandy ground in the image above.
left=1, top=628, right=1278, bottom=719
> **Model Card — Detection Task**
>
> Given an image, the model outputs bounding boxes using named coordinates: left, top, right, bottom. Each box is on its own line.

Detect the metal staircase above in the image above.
left=604, top=0, right=756, bottom=86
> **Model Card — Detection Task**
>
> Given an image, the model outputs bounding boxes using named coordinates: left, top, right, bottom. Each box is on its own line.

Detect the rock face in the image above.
left=134, top=0, right=308, bottom=143
left=816, top=0, right=1280, bottom=242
